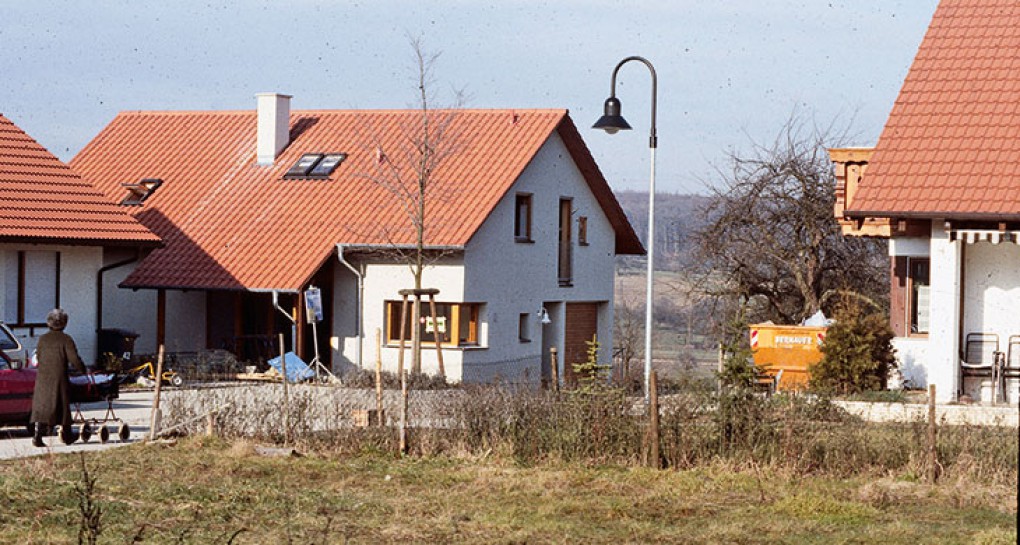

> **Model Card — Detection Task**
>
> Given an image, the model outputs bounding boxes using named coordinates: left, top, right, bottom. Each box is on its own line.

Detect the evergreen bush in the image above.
left=812, top=299, right=896, bottom=394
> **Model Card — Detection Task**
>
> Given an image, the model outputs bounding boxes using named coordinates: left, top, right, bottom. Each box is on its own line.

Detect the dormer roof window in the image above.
left=120, top=178, right=162, bottom=206
left=283, top=152, right=347, bottom=180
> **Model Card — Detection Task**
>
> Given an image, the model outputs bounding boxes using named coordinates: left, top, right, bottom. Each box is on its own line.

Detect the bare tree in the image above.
left=686, top=118, right=888, bottom=326
left=358, top=37, right=464, bottom=375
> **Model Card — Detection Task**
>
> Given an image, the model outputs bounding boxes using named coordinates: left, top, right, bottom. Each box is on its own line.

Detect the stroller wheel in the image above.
left=99, top=426, right=110, bottom=444
left=118, top=423, right=130, bottom=442
left=170, top=375, right=184, bottom=387
left=80, top=423, right=92, bottom=443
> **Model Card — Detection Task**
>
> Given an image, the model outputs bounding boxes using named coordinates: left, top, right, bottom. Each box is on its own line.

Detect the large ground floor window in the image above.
left=385, top=300, right=481, bottom=347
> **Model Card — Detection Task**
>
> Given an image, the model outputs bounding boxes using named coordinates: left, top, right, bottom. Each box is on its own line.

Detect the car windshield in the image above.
left=0, top=325, right=17, bottom=351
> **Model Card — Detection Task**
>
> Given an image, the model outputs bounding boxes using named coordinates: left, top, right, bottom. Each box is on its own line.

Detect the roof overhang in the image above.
left=0, top=236, right=162, bottom=248
left=845, top=210, right=1020, bottom=223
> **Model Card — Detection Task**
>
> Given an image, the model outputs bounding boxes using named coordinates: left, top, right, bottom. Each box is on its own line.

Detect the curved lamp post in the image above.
left=593, top=56, right=657, bottom=401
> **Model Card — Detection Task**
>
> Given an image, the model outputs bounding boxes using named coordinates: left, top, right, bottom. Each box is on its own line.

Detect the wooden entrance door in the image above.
left=563, top=302, right=598, bottom=385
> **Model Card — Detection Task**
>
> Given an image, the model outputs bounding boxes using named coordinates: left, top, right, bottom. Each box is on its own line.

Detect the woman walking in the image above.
left=30, top=309, right=86, bottom=447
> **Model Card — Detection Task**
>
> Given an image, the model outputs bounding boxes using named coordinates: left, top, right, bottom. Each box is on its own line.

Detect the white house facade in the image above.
left=0, top=114, right=160, bottom=365
left=72, top=97, right=643, bottom=383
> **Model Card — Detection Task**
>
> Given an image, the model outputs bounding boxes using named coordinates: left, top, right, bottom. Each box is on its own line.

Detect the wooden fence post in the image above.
left=397, top=294, right=409, bottom=378
left=148, top=345, right=166, bottom=441
left=550, top=347, right=559, bottom=394
left=399, top=369, right=409, bottom=455
left=376, top=328, right=384, bottom=427
left=927, top=384, right=938, bottom=483
left=279, top=333, right=291, bottom=446
left=428, top=292, right=445, bottom=378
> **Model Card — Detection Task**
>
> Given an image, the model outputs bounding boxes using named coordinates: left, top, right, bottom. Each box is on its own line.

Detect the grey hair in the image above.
left=46, top=308, right=68, bottom=331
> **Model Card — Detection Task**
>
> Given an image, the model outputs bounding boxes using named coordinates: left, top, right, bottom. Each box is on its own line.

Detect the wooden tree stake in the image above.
left=148, top=345, right=166, bottom=441
left=927, top=383, right=938, bottom=483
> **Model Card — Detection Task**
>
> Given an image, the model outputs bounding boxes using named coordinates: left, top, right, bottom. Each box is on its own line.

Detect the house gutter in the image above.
left=336, top=244, right=365, bottom=369
left=271, top=291, right=297, bottom=354
left=96, top=251, right=141, bottom=332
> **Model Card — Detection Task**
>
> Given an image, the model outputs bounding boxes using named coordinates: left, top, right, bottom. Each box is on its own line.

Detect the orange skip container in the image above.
left=749, top=324, right=827, bottom=391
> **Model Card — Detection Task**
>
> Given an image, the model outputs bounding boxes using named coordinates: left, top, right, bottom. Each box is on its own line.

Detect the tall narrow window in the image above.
left=558, top=198, right=573, bottom=286
left=908, top=258, right=930, bottom=335
left=4, top=251, right=59, bottom=326
left=514, top=193, right=532, bottom=242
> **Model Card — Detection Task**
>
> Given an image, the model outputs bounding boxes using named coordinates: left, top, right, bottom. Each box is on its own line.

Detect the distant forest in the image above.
left=614, top=190, right=711, bottom=271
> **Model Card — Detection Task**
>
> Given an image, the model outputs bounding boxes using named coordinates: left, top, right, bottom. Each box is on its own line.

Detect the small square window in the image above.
left=519, top=313, right=531, bottom=342
left=284, top=154, right=323, bottom=178
left=120, top=178, right=162, bottom=206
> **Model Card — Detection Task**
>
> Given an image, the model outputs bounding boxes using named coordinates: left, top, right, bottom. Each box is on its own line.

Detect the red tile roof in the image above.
left=848, top=0, right=1020, bottom=221
left=72, top=108, right=642, bottom=291
left=0, top=114, right=159, bottom=246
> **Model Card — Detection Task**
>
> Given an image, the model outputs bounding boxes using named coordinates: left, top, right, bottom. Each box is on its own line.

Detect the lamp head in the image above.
left=539, top=307, right=552, bottom=325
left=592, top=97, right=632, bottom=134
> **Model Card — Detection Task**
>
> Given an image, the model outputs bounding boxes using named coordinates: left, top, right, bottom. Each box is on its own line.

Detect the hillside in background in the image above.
left=614, top=190, right=712, bottom=271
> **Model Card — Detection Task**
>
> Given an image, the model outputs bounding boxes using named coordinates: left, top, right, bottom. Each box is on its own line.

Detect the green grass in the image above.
left=0, top=437, right=1014, bottom=544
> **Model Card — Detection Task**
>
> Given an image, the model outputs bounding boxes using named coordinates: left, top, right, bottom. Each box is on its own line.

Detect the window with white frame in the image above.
left=908, top=257, right=930, bottom=335
left=4, top=250, right=59, bottom=326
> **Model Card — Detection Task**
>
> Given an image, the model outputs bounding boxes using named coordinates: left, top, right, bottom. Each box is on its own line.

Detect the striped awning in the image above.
left=951, top=229, right=1020, bottom=244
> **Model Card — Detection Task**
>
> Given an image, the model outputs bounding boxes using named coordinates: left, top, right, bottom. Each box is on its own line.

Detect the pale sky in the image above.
left=0, top=1, right=939, bottom=194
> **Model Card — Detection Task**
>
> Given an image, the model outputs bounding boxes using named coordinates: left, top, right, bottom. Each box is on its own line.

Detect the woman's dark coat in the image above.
left=30, top=330, right=86, bottom=427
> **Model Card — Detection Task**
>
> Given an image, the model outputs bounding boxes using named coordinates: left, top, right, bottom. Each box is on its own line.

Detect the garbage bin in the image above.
left=97, top=328, right=140, bottom=366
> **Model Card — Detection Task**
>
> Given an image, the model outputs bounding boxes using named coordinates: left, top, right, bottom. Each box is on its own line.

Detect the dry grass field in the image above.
left=0, top=437, right=1015, bottom=544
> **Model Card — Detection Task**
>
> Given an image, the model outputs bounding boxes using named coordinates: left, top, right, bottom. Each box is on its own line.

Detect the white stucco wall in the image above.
left=927, top=222, right=963, bottom=402
left=101, top=264, right=156, bottom=353
left=337, top=256, right=467, bottom=380
left=463, top=133, right=617, bottom=383
left=960, top=240, right=1020, bottom=402
left=100, top=252, right=207, bottom=356
left=164, top=291, right=207, bottom=353
left=0, top=244, right=103, bottom=364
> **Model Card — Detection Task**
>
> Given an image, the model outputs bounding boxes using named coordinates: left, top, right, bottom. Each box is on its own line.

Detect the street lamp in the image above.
left=593, top=56, right=657, bottom=401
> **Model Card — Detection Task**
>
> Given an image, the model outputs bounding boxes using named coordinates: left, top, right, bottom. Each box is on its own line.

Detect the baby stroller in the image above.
left=67, top=372, right=130, bottom=443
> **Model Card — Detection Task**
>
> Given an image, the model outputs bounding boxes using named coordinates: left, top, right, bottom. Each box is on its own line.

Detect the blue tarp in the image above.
left=267, top=352, right=315, bottom=383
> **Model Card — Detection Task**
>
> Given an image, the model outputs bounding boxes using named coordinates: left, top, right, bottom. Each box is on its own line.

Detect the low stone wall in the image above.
left=834, top=400, right=1018, bottom=427
left=161, top=383, right=464, bottom=437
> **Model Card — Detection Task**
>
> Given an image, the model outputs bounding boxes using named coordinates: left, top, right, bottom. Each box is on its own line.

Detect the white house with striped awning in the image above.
left=827, top=0, right=1020, bottom=404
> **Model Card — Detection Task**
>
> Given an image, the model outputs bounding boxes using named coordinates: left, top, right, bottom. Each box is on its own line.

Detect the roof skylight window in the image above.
left=307, top=153, right=347, bottom=177
left=120, top=178, right=163, bottom=206
left=284, top=154, right=323, bottom=178
left=283, top=152, right=347, bottom=179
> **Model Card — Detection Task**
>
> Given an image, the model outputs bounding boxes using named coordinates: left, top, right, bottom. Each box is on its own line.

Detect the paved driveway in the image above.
left=0, top=390, right=154, bottom=460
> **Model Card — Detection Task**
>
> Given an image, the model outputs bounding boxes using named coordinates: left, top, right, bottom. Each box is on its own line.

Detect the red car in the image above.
left=0, top=350, right=35, bottom=430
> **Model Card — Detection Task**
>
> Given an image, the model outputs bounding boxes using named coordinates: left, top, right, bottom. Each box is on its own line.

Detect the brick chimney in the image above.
left=256, top=92, right=292, bottom=165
